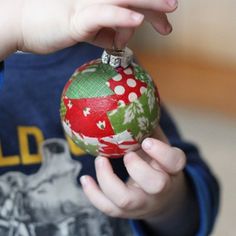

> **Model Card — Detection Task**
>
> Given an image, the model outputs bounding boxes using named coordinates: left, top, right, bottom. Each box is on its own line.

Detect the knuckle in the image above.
left=134, top=196, right=146, bottom=209
left=70, top=12, right=86, bottom=40
left=158, top=174, right=169, bottom=191
left=116, top=196, right=132, bottom=209
left=146, top=173, right=169, bottom=194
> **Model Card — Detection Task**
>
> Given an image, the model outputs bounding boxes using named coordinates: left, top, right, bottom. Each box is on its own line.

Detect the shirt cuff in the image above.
left=185, top=165, right=214, bottom=236
left=0, top=61, right=4, bottom=89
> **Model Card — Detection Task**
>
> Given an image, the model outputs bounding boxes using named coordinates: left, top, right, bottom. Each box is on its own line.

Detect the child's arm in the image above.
left=0, top=0, right=177, bottom=61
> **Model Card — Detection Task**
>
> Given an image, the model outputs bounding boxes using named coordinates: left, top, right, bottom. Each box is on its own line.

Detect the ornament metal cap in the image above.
left=101, top=47, right=133, bottom=68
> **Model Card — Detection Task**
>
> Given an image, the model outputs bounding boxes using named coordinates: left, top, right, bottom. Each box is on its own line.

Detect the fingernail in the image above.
left=95, top=156, right=105, bottom=168
left=80, top=175, right=89, bottom=187
left=168, top=0, right=178, bottom=8
left=142, top=138, right=153, bottom=150
left=131, top=12, right=144, bottom=22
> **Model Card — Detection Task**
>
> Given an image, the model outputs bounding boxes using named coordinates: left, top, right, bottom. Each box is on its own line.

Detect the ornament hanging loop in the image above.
left=101, top=47, right=133, bottom=68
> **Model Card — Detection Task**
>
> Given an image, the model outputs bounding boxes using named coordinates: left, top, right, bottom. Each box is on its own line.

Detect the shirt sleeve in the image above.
left=0, top=61, right=4, bottom=89
left=159, top=106, right=220, bottom=236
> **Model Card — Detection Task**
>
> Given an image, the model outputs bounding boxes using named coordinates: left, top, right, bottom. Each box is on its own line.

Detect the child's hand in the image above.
left=80, top=127, right=188, bottom=225
left=1, top=0, right=177, bottom=58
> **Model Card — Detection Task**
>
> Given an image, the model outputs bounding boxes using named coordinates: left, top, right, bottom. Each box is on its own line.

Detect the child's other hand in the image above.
left=5, top=0, right=177, bottom=55
left=80, top=126, right=188, bottom=222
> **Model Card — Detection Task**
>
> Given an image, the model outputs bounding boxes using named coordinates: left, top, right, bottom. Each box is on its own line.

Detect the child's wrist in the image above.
left=142, top=172, right=198, bottom=235
left=0, top=0, right=22, bottom=60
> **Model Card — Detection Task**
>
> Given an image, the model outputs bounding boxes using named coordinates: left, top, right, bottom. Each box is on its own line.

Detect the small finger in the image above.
left=91, top=27, right=116, bottom=49
left=80, top=175, right=122, bottom=217
left=142, top=138, right=186, bottom=174
left=139, top=10, right=172, bottom=35
left=114, top=27, right=135, bottom=49
left=95, top=156, right=138, bottom=209
left=124, top=152, right=170, bottom=194
left=150, top=12, right=172, bottom=35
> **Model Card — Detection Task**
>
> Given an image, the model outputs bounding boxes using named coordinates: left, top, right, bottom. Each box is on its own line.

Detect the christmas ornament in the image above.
left=60, top=48, right=160, bottom=158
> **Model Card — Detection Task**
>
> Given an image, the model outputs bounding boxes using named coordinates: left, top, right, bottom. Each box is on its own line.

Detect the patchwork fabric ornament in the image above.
left=60, top=48, right=161, bottom=158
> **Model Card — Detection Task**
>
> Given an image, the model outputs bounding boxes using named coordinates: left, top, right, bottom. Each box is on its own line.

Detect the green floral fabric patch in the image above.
left=66, top=62, right=117, bottom=99
left=108, top=87, right=159, bottom=141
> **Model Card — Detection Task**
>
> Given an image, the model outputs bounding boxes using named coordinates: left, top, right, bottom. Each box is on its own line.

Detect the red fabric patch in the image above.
left=63, top=95, right=119, bottom=137
left=99, top=138, right=139, bottom=158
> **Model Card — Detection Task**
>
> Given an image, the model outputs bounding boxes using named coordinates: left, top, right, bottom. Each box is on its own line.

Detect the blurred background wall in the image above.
left=132, top=0, right=236, bottom=64
left=130, top=0, right=236, bottom=235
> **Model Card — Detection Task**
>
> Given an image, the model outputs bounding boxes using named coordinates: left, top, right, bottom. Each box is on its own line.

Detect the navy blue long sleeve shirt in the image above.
left=0, top=44, right=219, bottom=236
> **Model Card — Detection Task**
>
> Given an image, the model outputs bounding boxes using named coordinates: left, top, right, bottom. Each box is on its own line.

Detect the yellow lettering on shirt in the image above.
left=0, top=143, right=20, bottom=167
left=0, top=126, right=86, bottom=167
left=18, top=126, right=44, bottom=165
